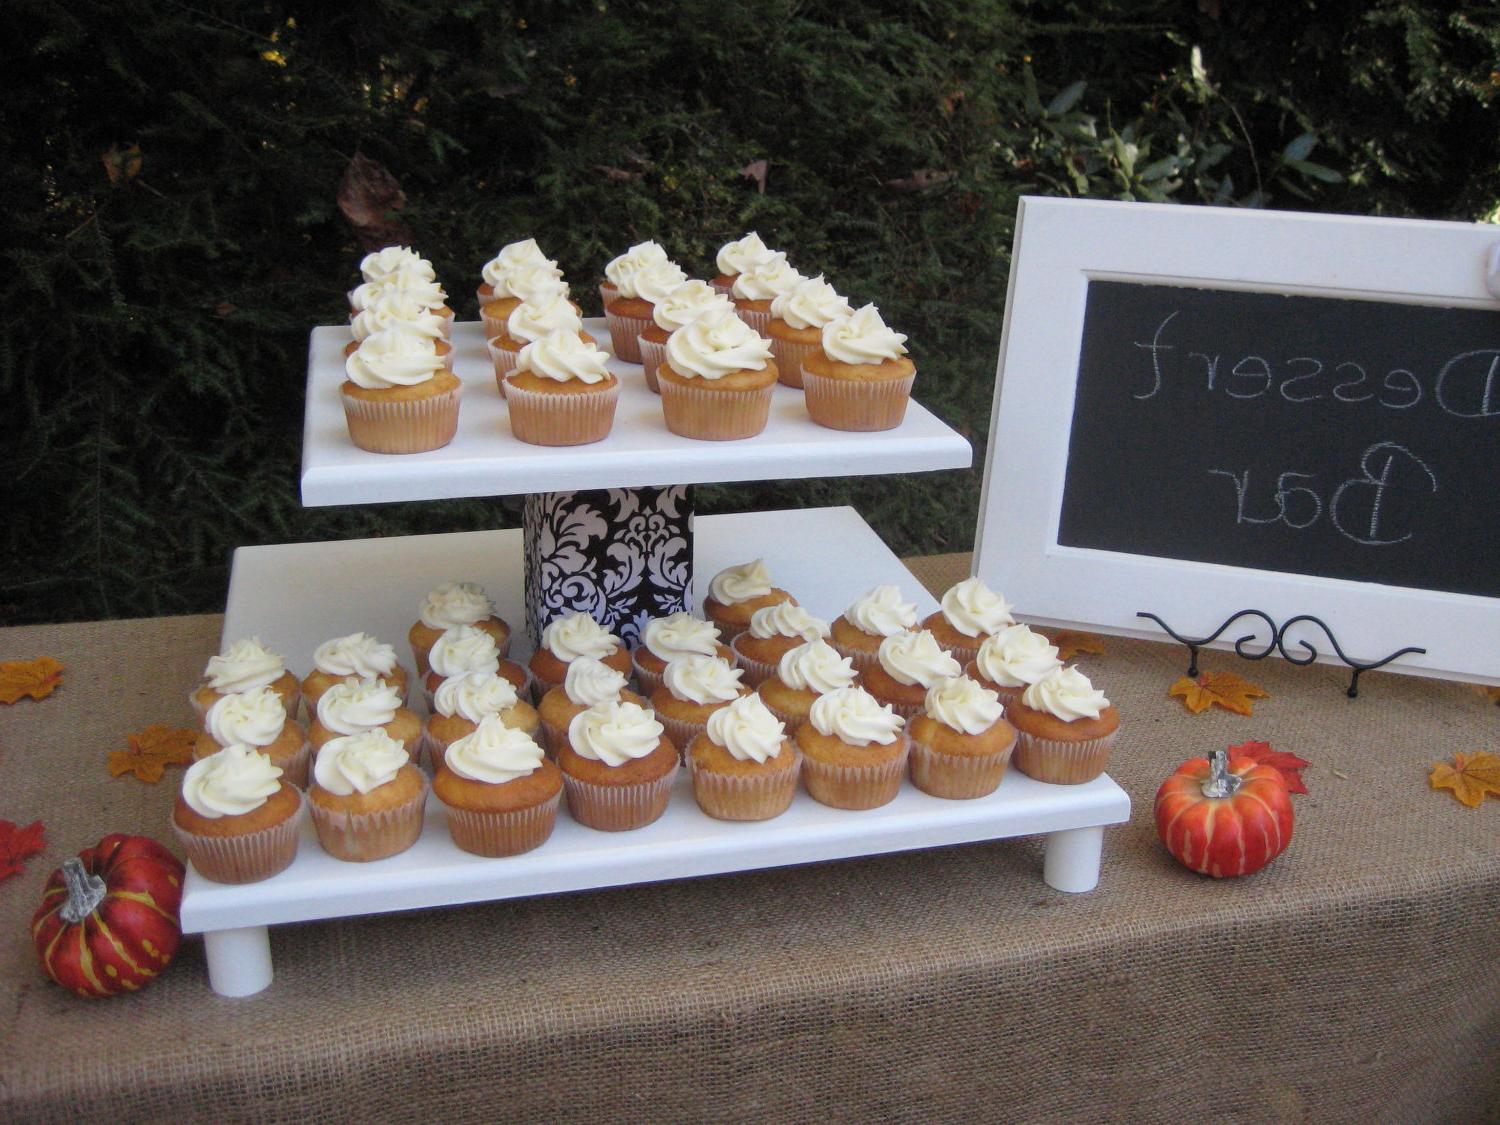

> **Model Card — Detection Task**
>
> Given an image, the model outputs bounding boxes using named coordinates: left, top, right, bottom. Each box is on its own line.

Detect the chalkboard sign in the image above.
left=974, top=197, right=1500, bottom=685
left=1059, top=281, right=1500, bottom=599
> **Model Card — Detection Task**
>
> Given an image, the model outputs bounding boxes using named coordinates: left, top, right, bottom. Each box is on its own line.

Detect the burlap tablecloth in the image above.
left=2, top=554, right=1498, bottom=1122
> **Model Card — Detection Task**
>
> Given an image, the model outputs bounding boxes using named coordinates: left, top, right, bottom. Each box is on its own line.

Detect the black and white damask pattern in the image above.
left=523, top=486, right=693, bottom=647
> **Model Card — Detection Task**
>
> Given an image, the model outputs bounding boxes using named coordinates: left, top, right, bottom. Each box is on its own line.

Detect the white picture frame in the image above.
left=974, top=196, right=1500, bottom=686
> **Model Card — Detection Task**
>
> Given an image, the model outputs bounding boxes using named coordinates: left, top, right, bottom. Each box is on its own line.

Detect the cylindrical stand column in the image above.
left=1042, top=825, right=1105, bottom=893
left=203, top=925, right=274, bottom=997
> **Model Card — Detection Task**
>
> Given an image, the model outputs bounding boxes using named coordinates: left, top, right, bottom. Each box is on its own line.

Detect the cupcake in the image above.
left=731, top=603, right=830, bottom=687
left=432, top=716, right=562, bottom=857
left=302, top=632, right=408, bottom=711
left=709, top=231, right=772, bottom=295
left=191, top=636, right=300, bottom=725
left=599, top=241, right=671, bottom=361
left=358, top=245, right=432, bottom=287
left=862, top=630, right=963, bottom=722
left=921, top=577, right=1016, bottom=667
left=1008, top=666, right=1120, bottom=785
left=637, top=279, right=735, bottom=393
left=701, top=558, right=795, bottom=642
left=194, top=686, right=311, bottom=789
left=346, top=293, right=453, bottom=369
left=765, top=274, right=853, bottom=389
left=486, top=289, right=598, bottom=391
left=307, top=677, right=422, bottom=757
left=604, top=256, right=687, bottom=366
left=349, top=261, right=453, bottom=332
left=476, top=239, right=557, bottom=327
left=479, top=252, right=568, bottom=339
left=907, top=676, right=1017, bottom=799
left=968, top=624, right=1062, bottom=709
left=527, top=612, right=633, bottom=695
left=172, top=745, right=303, bottom=883
left=504, top=329, right=620, bottom=447
left=409, top=581, right=512, bottom=680
left=688, top=694, right=800, bottom=821
left=537, top=656, right=645, bottom=755
left=829, top=585, right=920, bottom=676
left=801, top=305, right=915, bottom=432
left=423, top=624, right=531, bottom=705
left=631, top=612, right=733, bottom=698
left=558, top=700, right=679, bottom=831
left=649, top=654, right=749, bottom=756
left=657, top=308, right=779, bottom=441
left=756, top=639, right=859, bottom=730
left=426, top=670, right=541, bottom=773
left=729, top=251, right=807, bottom=338
left=341, top=325, right=462, bottom=454
left=795, top=686, right=908, bottom=810
left=307, top=729, right=428, bottom=862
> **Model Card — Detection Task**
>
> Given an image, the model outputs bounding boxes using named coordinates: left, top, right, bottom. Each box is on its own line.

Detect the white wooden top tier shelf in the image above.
left=301, top=318, right=974, bottom=506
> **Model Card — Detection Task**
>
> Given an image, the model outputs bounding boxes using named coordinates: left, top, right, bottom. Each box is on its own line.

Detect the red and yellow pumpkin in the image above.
left=32, top=834, right=185, bottom=998
left=1154, top=749, right=1294, bottom=878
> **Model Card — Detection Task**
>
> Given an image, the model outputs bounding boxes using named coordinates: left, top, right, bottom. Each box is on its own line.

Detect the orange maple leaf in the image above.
left=108, top=724, right=198, bottom=784
left=1168, top=671, right=1270, bottom=716
left=1046, top=630, right=1106, bottom=661
left=1428, top=751, right=1500, bottom=808
left=0, top=656, right=64, bottom=704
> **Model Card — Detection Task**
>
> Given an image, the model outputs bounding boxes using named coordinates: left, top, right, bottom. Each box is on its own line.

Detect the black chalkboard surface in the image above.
left=1058, top=281, right=1500, bottom=599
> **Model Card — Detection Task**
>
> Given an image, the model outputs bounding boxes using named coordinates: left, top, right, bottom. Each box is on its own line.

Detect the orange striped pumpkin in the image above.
left=1154, top=749, right=1294, bottom=878
left=32, top=835, right=185, bottom=998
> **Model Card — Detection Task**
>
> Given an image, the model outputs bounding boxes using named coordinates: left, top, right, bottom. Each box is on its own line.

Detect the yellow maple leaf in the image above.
left=108, top=724, right=198, bottom=783
left=1046, top=630, right=1106, bottom=661
left=0, top=656, right=64, bottom=704
left=1428, top=751, right=1500, bottom=808
left=1168, top=670, right=1271, bottom=716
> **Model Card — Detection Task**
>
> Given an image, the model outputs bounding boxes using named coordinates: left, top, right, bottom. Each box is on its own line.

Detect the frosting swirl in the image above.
left=776, top=639, right=857, bottom=694
left=820, top=304, right=909, bottom=365
left=940, top=577, right=1015, bottom=638
left=316, top=677, right=402, bottom=736
left=877, top=630, right=962, bottom=688
left=730, top=251, right=805, bottom=301
left=563, top=656, right=629, bottom=707
left=748, top=603, right=828, bottom=642
left=344, top=327, right=443, bottom=389
left=708, top=559, right=773, bottom=605
left=770, top=274, right=853, bottom=330
left=662, top=654, right=744, bottom=705
left=515, top=329, right=612, bottom=385
left=715, top=232, right=771, bottom=277
left=505, top=290, right=584, bottom=344
left=419, top=581, right=494, bottom=631
left=487, top=259, right=567, bottom=302
left=924, top=676, right=1005, bottom=735
left=314, top=632, right=398, bottom=679
left=808, top=687, right=904, bottom=746
left=350, top=292, right=447, bottom=343
left=350, top=266, right=447, bottom=313
left=604, top=241, right=669, bottom=297
left=181, top=744, right=284, bottom=819
left=541, top=613, right=619, bottom=662
left=643, top=613, right=722, bottom=662
left=705, top=694, right=786, bottom=763
left=359, top=246, right=432, bottom=285
left=843, top=586, right=918, bottom=638
left=632, top=258, right=689, bottom=305
left=444, top=714, right=543, bottom=784
left=204, top=637, right=285, bottom=693
left=433, top=670, right=519, bottom=723
left=314, top=729, right=409, bottom=796
left=428, top=625, right=500, bottom=679
left=975, top=624, right=1061, bottom=688
left=664, top=308, right=772, bottom=379
left=481, top=239, right=554, bottom=288
left=1022, top=666, right=1110, bottom=722
left=206, top=687, right=288, bottom=748
left=567, top=700, right=665, bottom=767
left=652, top=279, right=735, bottom=333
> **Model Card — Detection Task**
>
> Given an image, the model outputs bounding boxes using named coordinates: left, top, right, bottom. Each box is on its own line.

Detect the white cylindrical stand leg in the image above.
left=1043, top=825, right=1105, bottom=893
left=203, top=925, right=274, bottom=997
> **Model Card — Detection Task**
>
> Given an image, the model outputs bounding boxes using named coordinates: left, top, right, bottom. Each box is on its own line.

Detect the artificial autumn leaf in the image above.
left=1472, top=685, right=1500, bottom=706
left=1168, top=670, right=1270, bottom=716
left=0, top=820, right=45, bottom=881
left=1428, top=751, right=1500, bottom=808
left=0, top=656, right=64, bottom=704
left=1228, top=738, right=1310, bottom=795
left=1047, top=630, right=1106, bottom=661
left=337, top=153, right=410, bottom=250
left=108, top=724, right=197, bottom=784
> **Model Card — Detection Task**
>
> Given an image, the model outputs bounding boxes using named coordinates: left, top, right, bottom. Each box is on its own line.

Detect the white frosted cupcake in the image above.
left=358, top=246, right=432, bottom=287
left=922, top=577, right=1017, bottom=667
left=486, top=289, right=596, bottom=392
left=1007, top=667, right=1120, bottom=785
left=861, top=629, right=963, bottom=722
left=503, top=329, right=620, bottom=446
left=801, top=304, right=916, bottom=432
left=557, top=700, right=679, bottom=831
left=709, top=231, right=773, bottom=295
left=308, top=677, right=422, bottom=758
left=191, top=636, right=300, bottom=725
left=637, top=279, right=736, bottom=393
left=425, top=670, right=541, bottom=772
left=409, top=581, right=511, bottom=678
left=599, top=240, right=671, bottom=362
left=302, top=632, right=408, bottom=711
left=432, top=717, right=562, bottom=857
left=701, top=558, right=796, bottom=642
left=527, top=612, right=633, bottom=695
left=306, top=730, right=428, bottom=862
left=765, top=275, right=853, bottom=388
left=172, top=745, right=303, bottom=884
left=658, top=308, right=778, bottom=440
left=829, top=586, right=920, bottom=675
left=968, top=624, right=1062, bottom=709
left=536, top=656, right=644, bottom=756
left=194, top=686, right=311, bottom=789
left=349, top=261, right=452, bottom=333
left=729, top=251, right=806, bottom=337
left=631, top=613, right=732, bottom=697
left=341, top=325, right=462, bottom=454
left=730, top=603, right=830, bottom=687
left=423, top=623, right=532, bottom=706
left=479, top=246, right=568, bottom=338
left=687, top=694, right=800, bottom=821
left=346, top=292, right=453, bottom=371
left=794, top=686, right=908, bottom=810
left=907, top=676, right=1017, bottom=799
left=755, top=639, right=859, bottom=730
left=648, top=654, right=749, bottom=758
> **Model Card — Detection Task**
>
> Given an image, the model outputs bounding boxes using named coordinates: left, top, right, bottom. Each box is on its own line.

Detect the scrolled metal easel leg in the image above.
left=204, top=925, right=274, bottom=997
left=1043, top=826, right=1105, bottom=893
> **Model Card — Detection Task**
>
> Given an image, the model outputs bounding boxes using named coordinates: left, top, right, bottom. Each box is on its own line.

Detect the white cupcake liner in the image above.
left=485, top=337, right=522, bottom=394
left=656, top=712, right=715, bottom=762
left=278, top=740, right=313, bottom=789
left=538, top=717, right=568, bottom=757
left=439, top=790, right=561, bottom=857
left=561, top=761, right=678, bottom=831
left=735, top=304, right=773, bottom=338
left=630, top=651, right=667, bottom=698
left=909, top=737, right=1014, bottom=799
left=768, top=335, right=819, bottom=389
left=829, top=642, right=883, bottom=677
left=801, top=736, right=910, bottom=810
left=800, top=368, right=914, bottom=432
left=604, top=309, right=651, bottom=363
left=308, top=775, right=429, bottom=861
left=341, top=385, right=461, bottom=454
left=175, top=796, right=304, bottom=885
left=504, top=379, right=619, bottom=446
left=659, top=377, right=773, bottom=441
left=710, top=278, right=734, bottom=297
left=637, top=335, right=668, bottom=393
left=688, top=752, right=801, bottom=821
left=480, top=304, right=511, bottom=340
left=728, top=635, right=793, bottom=688
left=1013, top=728, right=1116, bottom=785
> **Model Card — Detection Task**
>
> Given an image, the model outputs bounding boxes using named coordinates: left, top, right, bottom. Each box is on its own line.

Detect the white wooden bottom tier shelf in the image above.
left=182, top=507, right=1131, bottom=997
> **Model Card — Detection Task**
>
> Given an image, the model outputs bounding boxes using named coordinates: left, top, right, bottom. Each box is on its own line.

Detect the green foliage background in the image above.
left=4, top=0, right=1497, bottom=624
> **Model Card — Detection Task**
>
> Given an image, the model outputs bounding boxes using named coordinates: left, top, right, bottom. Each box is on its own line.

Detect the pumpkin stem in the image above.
left=58, top=858, right=108, bottom=924
left=1200, top=748, right=1242, bottom=799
